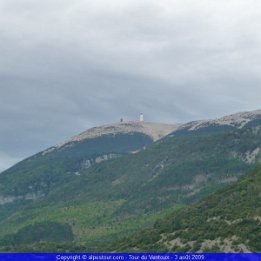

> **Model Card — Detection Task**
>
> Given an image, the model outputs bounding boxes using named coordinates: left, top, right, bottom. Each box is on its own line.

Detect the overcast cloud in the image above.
left=1, top=0, right=261, bottom=171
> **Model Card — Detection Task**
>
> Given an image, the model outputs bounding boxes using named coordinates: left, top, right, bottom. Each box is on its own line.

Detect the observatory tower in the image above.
left=140, top=113, right=144, bottom=122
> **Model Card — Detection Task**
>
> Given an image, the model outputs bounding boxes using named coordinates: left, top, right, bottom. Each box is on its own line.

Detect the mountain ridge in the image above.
left=189, top=109, right=261, bottom=129
left=41, top=109, right=261, bottom=156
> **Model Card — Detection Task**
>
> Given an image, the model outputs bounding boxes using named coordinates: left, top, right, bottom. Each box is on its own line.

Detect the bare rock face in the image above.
left=182, top=110, right=261, bottom=131
left=67, top=121, right=180, bottom=142
left=48, top=121, right=181, bottom=152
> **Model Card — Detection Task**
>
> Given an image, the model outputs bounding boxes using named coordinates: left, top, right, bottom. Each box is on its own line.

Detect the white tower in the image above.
left=140, top=113, right=144, bottom=122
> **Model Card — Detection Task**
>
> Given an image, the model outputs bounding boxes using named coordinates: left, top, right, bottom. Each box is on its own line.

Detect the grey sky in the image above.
left=1, top=0, right=261, bottom=171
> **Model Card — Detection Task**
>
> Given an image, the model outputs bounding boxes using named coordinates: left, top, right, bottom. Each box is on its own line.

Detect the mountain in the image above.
left=0, top=110, right=261, bottom=251
left=2, top=110, right=261, bottom=203
left=114, top=165, right=261, bottom=253
left=0, top=121, right=178, bottom=203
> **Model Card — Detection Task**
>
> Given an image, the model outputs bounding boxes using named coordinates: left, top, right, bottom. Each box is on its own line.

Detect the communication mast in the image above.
left=140, top=113, right=144, bottom=122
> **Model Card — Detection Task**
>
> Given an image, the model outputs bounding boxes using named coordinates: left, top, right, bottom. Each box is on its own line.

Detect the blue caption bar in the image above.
left=0, top=253, right=260, bottom=261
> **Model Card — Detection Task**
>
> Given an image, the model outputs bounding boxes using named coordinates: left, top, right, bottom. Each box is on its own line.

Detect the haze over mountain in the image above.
left=0, top=109, right=261, bottom=252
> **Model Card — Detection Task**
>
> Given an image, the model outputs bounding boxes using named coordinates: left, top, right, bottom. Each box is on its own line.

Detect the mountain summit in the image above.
left=47, top=121, right=180, bottom=154
left=68, top=121, right=180, bottom=142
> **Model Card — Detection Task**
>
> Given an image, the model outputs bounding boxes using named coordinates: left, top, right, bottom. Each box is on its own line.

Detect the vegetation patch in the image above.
left=0, top=221, right=74, bottom=246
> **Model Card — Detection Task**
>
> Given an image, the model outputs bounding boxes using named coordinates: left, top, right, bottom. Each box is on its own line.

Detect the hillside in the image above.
left=0, top=110, right=261, bottom=250
left=114, top=166, right=261, bottom=253
left=0, top=121, right=178, bottom=201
